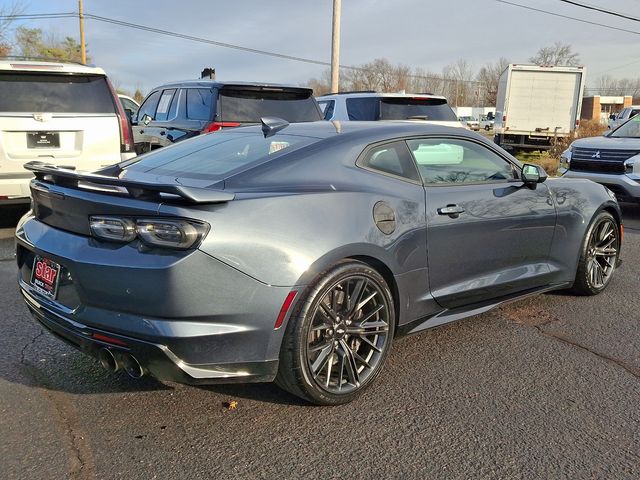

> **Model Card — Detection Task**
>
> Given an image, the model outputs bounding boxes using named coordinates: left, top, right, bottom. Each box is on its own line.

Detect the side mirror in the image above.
left=609, top=114, right=616, bottom=120
left=142, top=113, right=153, bottom=126
left=521, top=163, right=548, bottom=185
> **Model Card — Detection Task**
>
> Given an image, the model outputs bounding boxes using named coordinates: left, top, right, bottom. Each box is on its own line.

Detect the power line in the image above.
left=555, top=0, right=640, bottom=23
left=494, top=0, right=640, bottom=35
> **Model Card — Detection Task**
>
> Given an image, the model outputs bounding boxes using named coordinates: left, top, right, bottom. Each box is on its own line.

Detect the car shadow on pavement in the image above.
left=195, top=383, right=309, bottom=406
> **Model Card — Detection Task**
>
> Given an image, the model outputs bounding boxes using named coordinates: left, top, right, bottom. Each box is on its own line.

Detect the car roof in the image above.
left=317, top=92, right=448, bottom=101
left=147, top=79, right=313, bottom=91
left=0, top=60, right=106, bottom=75
left=229, top=120, right=473, bottom=142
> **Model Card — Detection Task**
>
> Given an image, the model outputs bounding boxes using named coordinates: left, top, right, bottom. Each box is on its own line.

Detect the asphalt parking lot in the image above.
left=1, top=204, right=639, bottom=480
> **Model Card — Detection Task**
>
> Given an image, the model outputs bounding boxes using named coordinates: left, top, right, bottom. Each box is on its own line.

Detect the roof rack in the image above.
left=23, top=162, right=234, bottom=204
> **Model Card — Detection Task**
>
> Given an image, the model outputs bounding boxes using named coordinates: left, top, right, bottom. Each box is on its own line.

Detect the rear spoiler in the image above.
left=23, top=161, right=235, bottom=204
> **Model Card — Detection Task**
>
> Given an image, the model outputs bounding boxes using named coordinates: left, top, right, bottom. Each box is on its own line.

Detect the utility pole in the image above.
left=330, top=0, right=341, bottom=93
left=78, top=0, right=86, bottom=64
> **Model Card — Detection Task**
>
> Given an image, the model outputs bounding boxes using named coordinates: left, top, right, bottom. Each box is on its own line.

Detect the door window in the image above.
left=407, top=138, right=516, bottom=184
left=137, top=91, right=161, bottom=121
left=154, top=89, right=176, bottom=122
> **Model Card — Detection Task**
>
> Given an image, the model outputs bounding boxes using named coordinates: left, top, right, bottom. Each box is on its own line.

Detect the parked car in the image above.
left=608, top=105, right=640, bottom=130
left=132, top=81, right=322, bottom=154
left=458, top=116, right=480, bottom=131
left=0, top=60, right=135, bottom=205
left=317, top=91, right=463, bottom=128
left=560, top=114, right=640, bottom=203
left=17, top=120, right=621, bottom=405
left=118, top=94, right=139, bottom=119
left=479, top=115, right=494, bottom=131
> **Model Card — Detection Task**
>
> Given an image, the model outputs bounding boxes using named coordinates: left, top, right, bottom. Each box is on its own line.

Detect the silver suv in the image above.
left=0, top=60, right=135, bottom=205
left=560, top=115, right=640, bottom=202
left=317, top=91, right=462, bottom=128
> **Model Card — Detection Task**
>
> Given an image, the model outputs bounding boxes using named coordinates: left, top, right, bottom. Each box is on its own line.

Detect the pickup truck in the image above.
left=608, top=106, right=640, bottom=130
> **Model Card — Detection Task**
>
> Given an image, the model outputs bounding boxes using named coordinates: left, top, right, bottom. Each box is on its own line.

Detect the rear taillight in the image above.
left=106, top=79, right=134, bottom=153
left=89, top=216, right=209, bottom=250
left=202, top=121, right=241, bottom=133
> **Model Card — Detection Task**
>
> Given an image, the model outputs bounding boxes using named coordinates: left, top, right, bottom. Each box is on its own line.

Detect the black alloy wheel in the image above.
left=571, top=211, right=620, bottom=295
left=277, top=261, right=395, bottom=405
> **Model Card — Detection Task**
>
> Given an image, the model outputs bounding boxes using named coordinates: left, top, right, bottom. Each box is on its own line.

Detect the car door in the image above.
left=132, top=90, right=161, bottom=154
left=406, top=137, right=557, bottom=309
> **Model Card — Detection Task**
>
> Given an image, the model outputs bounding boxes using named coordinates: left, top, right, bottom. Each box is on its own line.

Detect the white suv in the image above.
left=317, top=91, right=462, bottom=128
left=0, top=60, right=135, bottom=205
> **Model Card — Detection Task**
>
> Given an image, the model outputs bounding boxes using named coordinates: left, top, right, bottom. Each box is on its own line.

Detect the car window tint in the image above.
left=138, top=91, right=161, bottom=120
left=346, top=98, right=379, bottom=120
left=154, top=89, right=176, bottom=121
left=217, top=88, right=321, bottom=122
left=318, top=100, right=335, bottom=120
left=0, top=73, right=115, bottom=113
left=359, top=141, right=420, bottom=182
left=167, top=89, right=181, bottom=119
left=124, top=132, right=317, bottom=180
left=407, top=138, right=515, bottom=184
left=380, top=97, right=457, bottom=121
left=186, top=88, right=213, bottom=120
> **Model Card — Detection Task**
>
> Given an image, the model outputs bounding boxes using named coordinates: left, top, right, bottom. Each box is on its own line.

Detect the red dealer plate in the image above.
left=30, top=255, right=61, bottom=299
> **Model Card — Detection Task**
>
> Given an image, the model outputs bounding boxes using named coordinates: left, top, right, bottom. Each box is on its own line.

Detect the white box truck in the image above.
left=494, top=64, right=586, bottom=151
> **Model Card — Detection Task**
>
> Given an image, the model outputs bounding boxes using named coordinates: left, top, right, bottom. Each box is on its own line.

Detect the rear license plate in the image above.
left=30, top=256, right=61, bottom=299
left=27, top=132, right=60, bottom=148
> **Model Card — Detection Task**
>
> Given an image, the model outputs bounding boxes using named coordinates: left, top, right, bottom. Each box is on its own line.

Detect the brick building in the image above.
left=581, top=95, right=633, bottom=124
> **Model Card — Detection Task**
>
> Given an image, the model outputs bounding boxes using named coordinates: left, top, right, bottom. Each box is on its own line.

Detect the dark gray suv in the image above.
left=132, top=81, right=322, bottom=154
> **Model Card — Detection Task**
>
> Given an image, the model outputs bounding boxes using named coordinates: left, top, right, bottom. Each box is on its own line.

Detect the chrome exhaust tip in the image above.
left=121, top=353, right=144, bottom=379
left=98, top=348, right=119, bottom=372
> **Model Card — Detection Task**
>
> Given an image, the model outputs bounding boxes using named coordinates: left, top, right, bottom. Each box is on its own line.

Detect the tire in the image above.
left=570, top=211, right=620, bottom=296
left=276, top=261, right=395, bottom=405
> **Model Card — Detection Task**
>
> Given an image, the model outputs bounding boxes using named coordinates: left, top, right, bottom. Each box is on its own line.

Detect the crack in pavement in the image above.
left=535, top=326, right=640, bottom=380
left=500, top=304, right=640, bottom=380
left=20, top=332, right=96, bottom=480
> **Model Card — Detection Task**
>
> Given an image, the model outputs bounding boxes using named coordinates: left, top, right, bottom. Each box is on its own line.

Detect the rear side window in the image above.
left=124, top=131, right=318, bottom=180
left=346, top=98, right=378, bottom=120
left=186, top=88, right=213, bottom=120
left=0, top=73, right=115, bottom=113
left=358, top=141, right=421, bottom=182
left=318, top=100, right=335, bottom=120
left=138, top=91, right=160, bottom=120
left=217, top=88, right=321, bottom=123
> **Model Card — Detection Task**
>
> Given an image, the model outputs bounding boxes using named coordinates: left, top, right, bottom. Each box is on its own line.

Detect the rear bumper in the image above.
left=560, top=170, right=640, bottom=202
left=21, top=283, right=278, bottom=383
left=15, top=215, right=295, bottom=384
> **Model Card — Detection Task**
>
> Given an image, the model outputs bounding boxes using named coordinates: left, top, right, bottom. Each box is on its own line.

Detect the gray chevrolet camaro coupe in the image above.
left=16, top=120, right=622, bottom=405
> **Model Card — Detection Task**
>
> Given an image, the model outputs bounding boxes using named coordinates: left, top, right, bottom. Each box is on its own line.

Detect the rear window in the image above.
left=124, top=131, right=318, bottom=180
left=0, top=73, right=115, bottom=113
left=346, top=97, right=457, bottom=121
left=217, top=88, right=321, bottom=123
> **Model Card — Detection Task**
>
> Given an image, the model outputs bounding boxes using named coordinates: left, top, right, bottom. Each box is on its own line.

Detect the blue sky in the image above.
left=3, top=0, right=639, bottom=94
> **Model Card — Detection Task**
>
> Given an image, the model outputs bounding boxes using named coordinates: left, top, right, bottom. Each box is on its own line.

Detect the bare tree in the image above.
left=529, top=42, right=580, bottom=66
left=442, top=59, right=476, bottom=106
left=476, top=57, right=510, bottom=106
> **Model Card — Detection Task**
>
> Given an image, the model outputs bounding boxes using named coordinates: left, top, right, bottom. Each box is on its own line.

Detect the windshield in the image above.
left=0, top=73, right=115, bottom=113
left=218, top=88, right=321, bottom=123
left=124, top=130, right=319, bottom=180
left=610, top=115, right=640, bottom=138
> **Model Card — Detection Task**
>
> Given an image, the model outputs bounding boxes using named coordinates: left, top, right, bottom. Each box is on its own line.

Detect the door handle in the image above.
left=437, top=204, right=465, bottom=218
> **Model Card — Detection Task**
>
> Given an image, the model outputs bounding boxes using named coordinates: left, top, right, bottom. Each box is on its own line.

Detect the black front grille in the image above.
left=570, top=160, right=626, bottom=174
left=570, top=147, right=638, bottom=174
